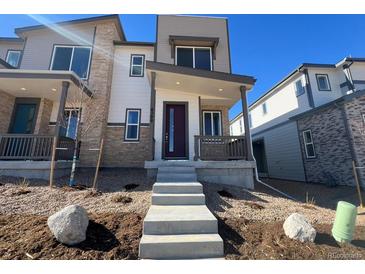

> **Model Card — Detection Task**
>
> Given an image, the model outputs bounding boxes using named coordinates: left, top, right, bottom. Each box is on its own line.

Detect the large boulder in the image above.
left=48, top=205, right=89, bottom=245
left=283, top=213, right=316, bottom=242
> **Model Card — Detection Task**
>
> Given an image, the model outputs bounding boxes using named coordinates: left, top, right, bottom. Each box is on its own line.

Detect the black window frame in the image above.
left=175, top=46, right=212, bottom=71
left=302, top=129, right=316, bottom=159
left=6, top=50, right=22, bottom=68
left=316, top=74, right=332, bottom=91
left=50, top=45, right=92, bottom=80
left=129, top=54, right=145, bottom=77
left=124, top=108, right=141, bottom=142
left=295, top=78, right=305, bottom=97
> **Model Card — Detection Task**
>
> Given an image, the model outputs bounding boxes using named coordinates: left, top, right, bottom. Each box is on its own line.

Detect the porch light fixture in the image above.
left=176, top=81, right=180, bottom=85
left=20, top=87, right=26, bottom=91
left=51, top=88, right=57, bottom=91
left=218, top=88, right=223, bottom=91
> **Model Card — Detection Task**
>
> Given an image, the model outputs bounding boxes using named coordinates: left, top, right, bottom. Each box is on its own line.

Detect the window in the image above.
left=248, top=113, right=252, bottom=128
left=316, top=74, right=331, bottom=91
left=295, top=79, right=305, bottom=96
left=302, top=130, right=316, bottom=158
left=176, top=46, right=212, bottom=70
left=50, top=45, right=92, bottom=79
left=203, top=111, right=221, bottom=136
left=125, top=109, right=141, bottom=141
left=262, top=102, right=267, bottom=115
left=130, top=55, right=145, bottom=77
left=239, top=119, right=243, bottom=134
left=60, top=109, right=80, bottom=139
left=6, top=50, right=21, bottom=68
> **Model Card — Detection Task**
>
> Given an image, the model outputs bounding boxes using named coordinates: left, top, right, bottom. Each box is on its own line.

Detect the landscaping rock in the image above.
left=47, top=205, right=89, bottom=245
left=283, top=213, right=316, bottom=242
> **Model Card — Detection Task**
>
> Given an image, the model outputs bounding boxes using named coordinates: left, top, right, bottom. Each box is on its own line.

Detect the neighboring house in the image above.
left=0, top=14, right=256, bottom=188
left=230, top=57, right=365, bottom=187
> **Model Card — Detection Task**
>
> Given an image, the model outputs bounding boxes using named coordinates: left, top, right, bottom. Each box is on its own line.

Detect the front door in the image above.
left=10, top=103, right=37, bottom=134
left=164, top=103, right=187, bottom=159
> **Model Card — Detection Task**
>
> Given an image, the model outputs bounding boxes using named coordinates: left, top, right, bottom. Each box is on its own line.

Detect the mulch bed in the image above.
left=219, top=217, right=365, bottom=259
left=0, top=213, right=142, bottom=260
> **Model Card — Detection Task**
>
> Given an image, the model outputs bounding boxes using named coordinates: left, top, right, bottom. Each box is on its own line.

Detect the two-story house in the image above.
left=230, top=57, right=365, bottom=187
left=0, top=14, right=256, bottom=188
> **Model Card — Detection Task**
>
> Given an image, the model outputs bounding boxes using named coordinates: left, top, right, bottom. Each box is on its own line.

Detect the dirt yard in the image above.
left=1, top=169, right=365, bottom=260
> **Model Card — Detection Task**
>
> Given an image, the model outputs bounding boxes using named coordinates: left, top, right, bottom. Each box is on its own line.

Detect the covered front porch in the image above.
left=145, top=61, right=256, bottom=188
left=0, top=69, right=92, bottom=179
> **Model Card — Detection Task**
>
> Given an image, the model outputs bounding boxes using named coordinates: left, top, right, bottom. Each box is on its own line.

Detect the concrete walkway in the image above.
left=139, top=166, right=224, bottom=259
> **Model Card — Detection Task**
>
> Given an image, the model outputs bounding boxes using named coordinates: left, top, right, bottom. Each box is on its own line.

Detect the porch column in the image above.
left=240, top=85, right=254, bottom=161
left=150, top=72, right=156, bottom=160
left=54, top=81, right=69, bottom=137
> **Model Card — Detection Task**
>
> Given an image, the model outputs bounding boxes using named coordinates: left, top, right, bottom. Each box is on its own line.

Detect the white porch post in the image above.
left=240, top=85, right=254, bottom=161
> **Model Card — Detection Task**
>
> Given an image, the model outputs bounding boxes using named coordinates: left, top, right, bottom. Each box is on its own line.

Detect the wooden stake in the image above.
left=49, top=136, right=58, bottom=188
left=92, top=138, right=104, bottom=190
left=352, top=160, right=364, bottom=208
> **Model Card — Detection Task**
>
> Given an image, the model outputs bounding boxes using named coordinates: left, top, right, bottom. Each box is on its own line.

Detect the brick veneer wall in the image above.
left=0, top=90, right=15, bottom=134
left=34, top=98, right=53, bottom=135
left=297, top=103, right=355, bottom=186
left=201, top=105, right=230, bottom=135
left=102, top=126, right=152, bottom=167
left=78, top=22, right=119, bottom=167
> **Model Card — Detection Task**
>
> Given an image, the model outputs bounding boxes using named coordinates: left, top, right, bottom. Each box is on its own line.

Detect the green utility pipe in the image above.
left=332, top=201, right=357, bottom=243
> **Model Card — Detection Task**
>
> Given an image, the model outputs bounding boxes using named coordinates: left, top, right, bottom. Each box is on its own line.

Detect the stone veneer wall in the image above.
left=0, top=90, right=15, bottom=134
left=343, top=95, right=365, bottom=187
left=201, top=105, right=230, bottom=135
left=297, top=103, right=355, bottom=186
left=78, top=22, right=119, bottom=167
left=34, top=98, right=53, bottom=135
left=102, top=126, right=152, bottom=167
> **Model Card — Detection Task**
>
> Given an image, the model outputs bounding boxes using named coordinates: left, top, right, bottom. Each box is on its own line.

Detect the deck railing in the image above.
left=0, top=134, right=75, bottom=161
left=194, top=135, right=246, bottom=161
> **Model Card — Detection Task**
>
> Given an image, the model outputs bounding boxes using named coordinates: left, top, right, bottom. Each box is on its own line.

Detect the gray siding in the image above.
left=0, top=41, right=24, bottom=61
left=156, top=15, right=230, bottom=73
left=252, top=121, right=306, bottom=181
left=20, top=23, right=96, bottom=70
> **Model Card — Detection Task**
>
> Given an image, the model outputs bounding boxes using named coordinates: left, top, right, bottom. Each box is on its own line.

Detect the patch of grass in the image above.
left=111, top=194, right=133, bottom=204
left=11, top=177, right=31, bottom=196
left=84, top=190, right=102, bottom=198
left=305, top=192, right=316, bottom=205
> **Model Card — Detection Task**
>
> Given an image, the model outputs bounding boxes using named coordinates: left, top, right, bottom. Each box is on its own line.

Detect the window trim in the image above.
left=6, top=49, right=22, bottom=68
left=302, top=129, right=316, bottom=159
left=315, top=74, right=331, bottom=91
left=295, top=78, right=305, bottom=97
left=129, top=54, right=145, bottom=77
left=124, top=108, right=141, bottom=142
left=202, top=110, right=222, bottom=136
left=50, top=45, right=92, bottom=80
left=175, top=46, right=213, bottom=71
left=63, top=108, right=81, bottom=139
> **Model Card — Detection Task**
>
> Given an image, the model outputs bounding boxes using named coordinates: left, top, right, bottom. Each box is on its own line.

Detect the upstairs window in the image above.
left=295, top=79, right=305, bottom=96
left=262, top=102, right=268, bottom=115
left=50, top=45, right=92, bottom=79
left=176, top=46, right=212, bottom=71
left=203, top=111, right=221, bottom=136
left=316, top=74, right=331, bottom=91
left=130, top=54, right=145, bottom=77
left=239, top=119, right=243, bottom=134
left=6, top=50, right=21, bottom=68
left=125, top=109, right=141, bottom=141
left=302, top=130, right=316, bottom=158
left=248, top=113, right=252, bottom=128
left=60, top=108, right=80, bottom=140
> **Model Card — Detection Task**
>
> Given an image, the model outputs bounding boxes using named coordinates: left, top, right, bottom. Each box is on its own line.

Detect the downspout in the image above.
left=343, top=61, right=355, bottom=92
left=240, top=86, right=297, bottom=201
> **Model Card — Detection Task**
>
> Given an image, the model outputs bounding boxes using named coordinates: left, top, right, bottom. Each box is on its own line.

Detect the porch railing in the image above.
left=194, top=135, right=246, bottom=161
left=0, top=134, right=75, bottom=161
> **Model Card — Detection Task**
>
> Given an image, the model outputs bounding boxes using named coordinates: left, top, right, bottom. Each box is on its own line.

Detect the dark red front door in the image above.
left=164, top=103, right=186, bottom=158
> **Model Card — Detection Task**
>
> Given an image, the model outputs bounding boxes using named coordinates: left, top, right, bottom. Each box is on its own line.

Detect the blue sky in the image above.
left=1, top=14, right=365, bottom=120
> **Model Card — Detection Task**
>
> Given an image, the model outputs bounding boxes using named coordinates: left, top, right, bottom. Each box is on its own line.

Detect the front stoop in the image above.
left=139, top=166, right=224, bottom=259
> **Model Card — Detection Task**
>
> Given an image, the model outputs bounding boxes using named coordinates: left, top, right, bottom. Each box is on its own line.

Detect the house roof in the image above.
left=14, top=14, right=126, bottom=41
left=113, top=40, right=155, bottom=47
left=0, top=37, right=24, bottom=42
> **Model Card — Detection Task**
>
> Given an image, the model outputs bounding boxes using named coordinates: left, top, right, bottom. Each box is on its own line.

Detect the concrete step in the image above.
left=143, top=205, right=218, bottom=235
left=152, top=193, right=205, bottom=205
left=153, top=182, right=203, bottom=194
left=158, top=166, right=196, bottom=174
left=157, top=172, right=197, bottom=182
left=139, top=233, right=224, bottom=259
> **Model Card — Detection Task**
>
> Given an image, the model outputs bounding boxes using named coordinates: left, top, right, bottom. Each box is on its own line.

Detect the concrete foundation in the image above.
left=0, top=161, right=73, bottom=180
left=145, top=160, right=256, bottom=189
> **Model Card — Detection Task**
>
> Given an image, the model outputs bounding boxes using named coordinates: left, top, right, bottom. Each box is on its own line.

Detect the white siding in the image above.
left=108, top=46, right=154, bottom=124
left=154, top=88, right=200, bottom=160
left=350, top=63, right=365, bottom=91
left=252, top=121, right=305, bottom=181
left=230, top=116, right=244, bottom=136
